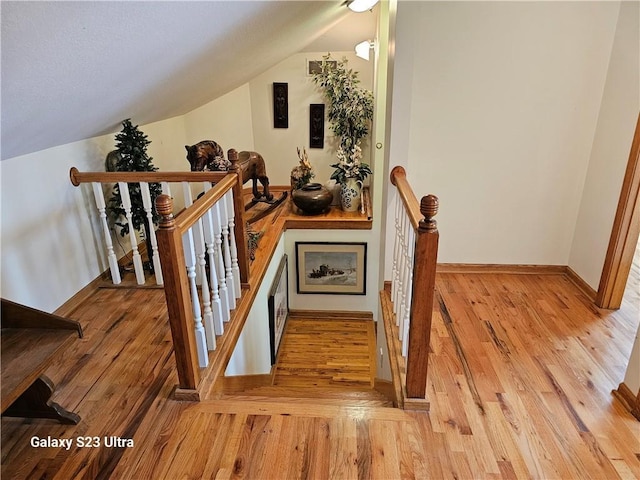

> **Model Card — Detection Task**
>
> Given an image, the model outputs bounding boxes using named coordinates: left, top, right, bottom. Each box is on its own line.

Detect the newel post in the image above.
left=228, top=149, right=250, bottom=285
left=406, top=194, right=439, bottom=399
left=155, top=194, right=200, bottom=391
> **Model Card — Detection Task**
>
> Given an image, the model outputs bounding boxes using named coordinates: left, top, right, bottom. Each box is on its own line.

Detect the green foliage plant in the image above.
left=107, top=119, right=161, bottom=268
left=312, top=53, right=374, bottom=185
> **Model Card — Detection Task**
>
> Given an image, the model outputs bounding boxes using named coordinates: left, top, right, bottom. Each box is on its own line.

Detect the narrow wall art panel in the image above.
left=309, top=103, right=325, bottom=149
left=273, top=82, right=288, bottom=128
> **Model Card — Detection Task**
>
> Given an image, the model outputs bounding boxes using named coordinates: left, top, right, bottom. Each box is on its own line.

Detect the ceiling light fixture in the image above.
left=347, top=0, right=379, bottom=13
left=355, top=40, right=374, bottom=61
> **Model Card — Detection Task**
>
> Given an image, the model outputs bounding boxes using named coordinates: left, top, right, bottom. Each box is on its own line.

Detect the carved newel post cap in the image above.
left=228, top=149, right=238, bottom=169
left=419, top=194, right=439, bottom=231
left=155, top=194, right=175, bottom=228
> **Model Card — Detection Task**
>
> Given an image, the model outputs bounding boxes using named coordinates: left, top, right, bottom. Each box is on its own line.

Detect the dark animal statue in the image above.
left=186, top=141, right=272, bottom=201
left=185, top=140, right=228, bottom=172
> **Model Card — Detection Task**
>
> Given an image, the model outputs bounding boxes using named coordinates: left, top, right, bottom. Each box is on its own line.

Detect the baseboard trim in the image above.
left=436, top=263, right=597, bottom=301
left=612, top=382, right=640, bottom=421
left=53, top=274, right=104, bottom=318
left=288, top=310, right=373, bottom=321
left=564, top=266, right=597, bottom=301
left=436, top=263, right=567, bottom=275
left=373, top=379, right=397, bottom=407
left=217, top=374, right=274, bottom=394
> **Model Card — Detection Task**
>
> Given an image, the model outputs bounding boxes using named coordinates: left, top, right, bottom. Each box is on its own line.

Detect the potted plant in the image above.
left=312, top=53, right=374, bottom=211
left=107, top=119, right=161, bottom=272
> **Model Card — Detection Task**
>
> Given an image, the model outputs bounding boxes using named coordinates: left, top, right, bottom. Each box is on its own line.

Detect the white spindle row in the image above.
left=391, top=192, right=416, bottom=358
left=180, top=182, right=241, bottom=367
left=89, top=179, right=242, bottom=367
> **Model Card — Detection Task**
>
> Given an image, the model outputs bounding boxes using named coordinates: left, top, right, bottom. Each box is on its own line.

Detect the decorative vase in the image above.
left=324, top=179, right=342, bottom=206
left=292, top=183, right=333, bottom=215
left=340, top=178, right=363, bottom=212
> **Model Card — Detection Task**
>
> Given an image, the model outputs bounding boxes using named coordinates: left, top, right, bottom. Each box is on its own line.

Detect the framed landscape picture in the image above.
left=268, top=254, right=289, bottom=365
left=295, top=242, right=367, bottom=295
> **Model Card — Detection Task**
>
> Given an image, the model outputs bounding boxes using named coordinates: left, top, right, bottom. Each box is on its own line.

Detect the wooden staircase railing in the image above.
left=70, top=152, right=250, bottom=399
left=386, top=165, right=439, bottom=408
left=70, top=167, right=231, bottom=286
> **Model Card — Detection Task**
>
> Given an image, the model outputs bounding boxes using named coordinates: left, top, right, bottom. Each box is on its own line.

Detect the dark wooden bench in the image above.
left=1, top=298, right=83, bottom=424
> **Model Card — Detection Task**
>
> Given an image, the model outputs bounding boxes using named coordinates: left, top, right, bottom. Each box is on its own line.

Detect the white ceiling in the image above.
left=0, top=1, right=378, bottom=161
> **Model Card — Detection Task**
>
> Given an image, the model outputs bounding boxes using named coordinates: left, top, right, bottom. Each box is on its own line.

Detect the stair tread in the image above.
left=221, top=384, right=394, bottom=407
left=220, top=393, right=393, bottom=408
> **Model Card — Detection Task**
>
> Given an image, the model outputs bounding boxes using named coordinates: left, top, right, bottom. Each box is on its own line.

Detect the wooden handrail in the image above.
left=153, top=168, right=250, bottom=393
left=173, top=175, right=236, bottom=231
left=69, top=167, right=227, bottom=186
left=389, top=165, right=439, bottom=401
left=390, top=166, right=422, bottom=231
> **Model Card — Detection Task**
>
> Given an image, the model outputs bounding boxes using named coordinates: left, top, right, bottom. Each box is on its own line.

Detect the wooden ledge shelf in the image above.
left=249, top=186, right=373, bottom=232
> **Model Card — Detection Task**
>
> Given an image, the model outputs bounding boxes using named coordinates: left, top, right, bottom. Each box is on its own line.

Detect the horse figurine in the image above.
left=185, top=141, right=272, bottom=201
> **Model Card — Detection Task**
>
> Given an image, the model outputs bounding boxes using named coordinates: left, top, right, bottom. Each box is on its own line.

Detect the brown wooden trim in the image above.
left=389, top=166, right=422, bottom=230
left=379, top=288, right=405, bottom=409
left=69, top=167, right=227, bottom=186
left=405, top=196, right=438, bottom=399
left=612, top=382, right=640, bottom=421
left=402, top=397, right=431, bottom=411
left=173, top=175, right=236, bottom=231
left=564, top=266, right=597, bottom=301
left=437, top=263, right=567, bottom=275
left=216, top=374, right=274, bottom=394
left=156, top=195, right=201, bottom=392
left=53, top=273, right=105, bottom=318
left=288, top=310, right=373, bottom=321
left=373, top=379, right=396, bottom=405
left=597, top=113, right=640, bottom=309
left=229, top=153, right=250, bottom=284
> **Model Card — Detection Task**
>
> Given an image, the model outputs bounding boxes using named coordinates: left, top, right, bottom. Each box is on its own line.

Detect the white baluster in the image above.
left=92, top=183, right=121, bottom=284
left=140, top=182, right=163, bottom=285
left=192, top=217, right=216, bottom=351
left=118, top=182, right=145, bottom=284
left=182, top=182, right=201, bottom=286
left=183, top=228, right=208, bottom=368
left=203, top=183, right=224, bottom=335
left=395, top=209, right=407, bottom=321
left=225, top=190, right=241, bottom=298
left=391, top=193, right=400, bottom=303
left=212, top=201, right=231, bottom=321
left=399, top=226, right=414, bottom=342
left=220, top=195, right=236, bottom=310
left=401, top=228, right=416, bottom=357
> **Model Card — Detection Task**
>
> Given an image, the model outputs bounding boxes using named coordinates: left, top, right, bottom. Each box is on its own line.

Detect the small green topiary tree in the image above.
left=107, top=119, right=161, bottom=271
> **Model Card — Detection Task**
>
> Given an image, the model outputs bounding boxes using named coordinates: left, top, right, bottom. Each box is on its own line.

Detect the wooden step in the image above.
left=220, top=392, right=393, bottom=408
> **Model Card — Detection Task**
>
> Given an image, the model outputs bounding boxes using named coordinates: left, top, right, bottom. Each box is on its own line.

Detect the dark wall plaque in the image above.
left=273, top=82, right=288, bottom=128
left=309, top=103, right=325, bottom=149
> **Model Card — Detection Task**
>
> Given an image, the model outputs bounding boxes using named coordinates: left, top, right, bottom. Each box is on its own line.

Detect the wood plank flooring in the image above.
left=274, top=318, right=375, bottom=388
left=2, top=264, right=639, bottom=478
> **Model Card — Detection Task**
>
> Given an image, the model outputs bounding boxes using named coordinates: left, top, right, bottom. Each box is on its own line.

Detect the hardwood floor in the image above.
left=2, top=264, right=639, bottom=478
left=274, top=318, right=375, bottom=388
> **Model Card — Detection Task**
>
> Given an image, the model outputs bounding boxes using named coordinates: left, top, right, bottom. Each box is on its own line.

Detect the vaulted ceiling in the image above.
left=1, top=1, right=377, bottom=160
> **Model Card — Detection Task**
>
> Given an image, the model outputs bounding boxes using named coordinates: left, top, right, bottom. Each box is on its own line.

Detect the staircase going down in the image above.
left=216, top=316, right=394, bottom=408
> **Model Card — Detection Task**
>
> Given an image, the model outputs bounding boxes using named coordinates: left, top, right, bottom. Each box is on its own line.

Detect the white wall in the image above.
left=1, top=136, right=112, bottom=311
left=569, top=1, right=640, bottom=290
left=386, top=1, right=621, bottom=272
left=183, top=84, right=255, bottom=159
left=249, top=52, right=374, bottom=186
left=226, top=234, right=286, bottom=376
